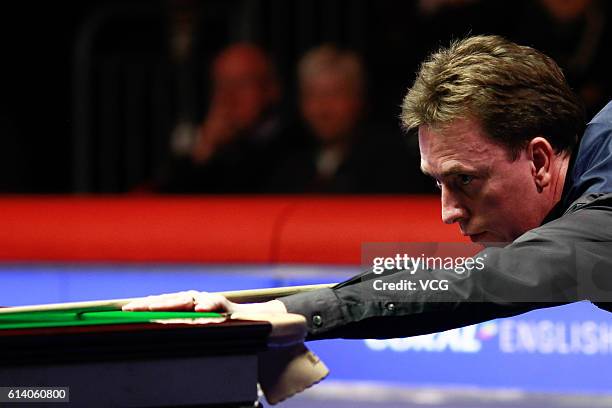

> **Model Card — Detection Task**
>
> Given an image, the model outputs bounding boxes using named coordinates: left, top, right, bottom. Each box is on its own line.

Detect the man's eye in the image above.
left=459, top=175, right=473, bottom=185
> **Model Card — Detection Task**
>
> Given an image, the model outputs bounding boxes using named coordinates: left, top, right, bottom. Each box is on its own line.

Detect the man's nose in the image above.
left=441, top=188, right=467, bottom=224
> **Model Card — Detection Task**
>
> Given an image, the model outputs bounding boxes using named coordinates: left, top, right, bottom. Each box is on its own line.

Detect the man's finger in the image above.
left=145, top=299, right=194, bottom=311
left=122, top=291, right=198, bottom=311
left=194, top=293, right=231, bottom=312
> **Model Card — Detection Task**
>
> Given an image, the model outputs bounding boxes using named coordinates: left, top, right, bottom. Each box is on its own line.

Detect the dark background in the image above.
left=1, top=0, right=610, bottom=193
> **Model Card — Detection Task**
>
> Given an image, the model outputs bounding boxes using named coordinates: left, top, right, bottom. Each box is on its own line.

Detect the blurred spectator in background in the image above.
left=158, top=43, right=295, bottom=193
left=515, top=0, right=612, bottom=116
left=266, top=45, right=429, bottom=194
left=191, top=44, right=281, bottom=163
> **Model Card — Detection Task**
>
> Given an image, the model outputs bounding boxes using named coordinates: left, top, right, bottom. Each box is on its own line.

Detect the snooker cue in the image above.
left=0, top=283, right=337, bottom=314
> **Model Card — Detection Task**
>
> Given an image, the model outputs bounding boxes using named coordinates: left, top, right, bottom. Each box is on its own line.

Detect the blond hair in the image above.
left=401, top=35, right=584, bottom=159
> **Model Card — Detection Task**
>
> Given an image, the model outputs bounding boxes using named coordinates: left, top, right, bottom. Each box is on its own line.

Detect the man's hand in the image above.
left=192, top=104, right=238, bottom=163
left=122, top=290, right=233, bottom=312
left=122, top=290, right=288, bottom=315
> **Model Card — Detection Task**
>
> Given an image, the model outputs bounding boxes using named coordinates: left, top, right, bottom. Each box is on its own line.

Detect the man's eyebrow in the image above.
left=420, top=164, right=475, bottom=178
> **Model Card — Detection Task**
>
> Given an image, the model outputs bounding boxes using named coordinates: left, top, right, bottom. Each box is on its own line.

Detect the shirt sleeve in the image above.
left=279, top=194, right=612, bottom=340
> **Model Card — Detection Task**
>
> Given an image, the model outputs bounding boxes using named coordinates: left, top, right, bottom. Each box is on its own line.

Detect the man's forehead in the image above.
left=418, top=119, right=499, bottom=176
left=418, top=119, right=487, bottom=151
left=214, top=48, right=270, bottom=80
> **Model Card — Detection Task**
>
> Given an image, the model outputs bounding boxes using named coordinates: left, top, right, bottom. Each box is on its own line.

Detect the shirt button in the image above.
left=312, top=314, right=323, bottom=327
left=385, top=303, right=395, bottom=312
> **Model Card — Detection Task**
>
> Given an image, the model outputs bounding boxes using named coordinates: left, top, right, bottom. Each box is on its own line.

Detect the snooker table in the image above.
left=0, top=308, right=310, bottom=407
left=0, top=196, right=456, bottom=406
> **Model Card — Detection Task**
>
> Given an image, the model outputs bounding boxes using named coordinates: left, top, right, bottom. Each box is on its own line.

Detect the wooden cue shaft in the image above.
left=0, top=283, right=337, bottom=314
left=221, top=283, right=335, bottom=303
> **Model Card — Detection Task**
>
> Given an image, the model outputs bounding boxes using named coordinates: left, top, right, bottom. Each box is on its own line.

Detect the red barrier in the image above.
left=0, top=196, right=466, bottom=264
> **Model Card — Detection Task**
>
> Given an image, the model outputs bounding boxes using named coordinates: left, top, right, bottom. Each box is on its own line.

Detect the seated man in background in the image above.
left=127, top=36, right=612, bottom=340
left=266, top=45, right=429, bottom=193
left=159, top=43, right=293, bottom=193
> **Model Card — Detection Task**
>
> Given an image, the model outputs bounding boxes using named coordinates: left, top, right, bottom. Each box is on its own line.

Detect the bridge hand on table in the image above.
left=122, top=290, right=288, bottom=315
left=122, top=290, right=235, bottom=312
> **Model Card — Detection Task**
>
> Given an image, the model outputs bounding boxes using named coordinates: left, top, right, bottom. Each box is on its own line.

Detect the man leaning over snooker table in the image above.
left=125, top=35, right=612, bottom=341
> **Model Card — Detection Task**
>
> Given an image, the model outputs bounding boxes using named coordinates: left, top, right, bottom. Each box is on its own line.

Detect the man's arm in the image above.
left=124, top=194, right=612, bottom=340
left=280, top=194, right=612, bottom=340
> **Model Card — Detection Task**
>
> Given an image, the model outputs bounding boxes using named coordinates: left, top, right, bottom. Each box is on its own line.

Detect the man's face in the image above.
left=212, top=49, right=278, bottom=130
left=300, top=72, right=363, bottom=143
left=419, top=119, right=547, bottom=243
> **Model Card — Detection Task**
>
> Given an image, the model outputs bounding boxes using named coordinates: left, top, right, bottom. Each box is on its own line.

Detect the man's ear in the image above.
left=527, top=137, right=554, bottom=193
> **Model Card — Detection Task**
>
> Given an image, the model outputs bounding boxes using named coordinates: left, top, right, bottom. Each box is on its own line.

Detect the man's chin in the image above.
left=467, top=232, right=488, bottom=243
left=468, top=232, right=509, bottom=247
left=479, top=241, right=509, bottom=248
